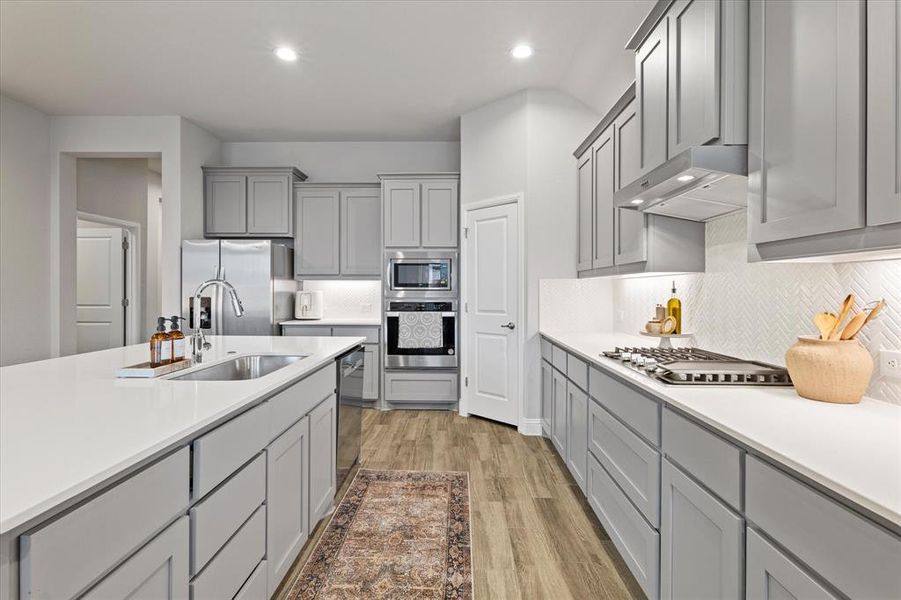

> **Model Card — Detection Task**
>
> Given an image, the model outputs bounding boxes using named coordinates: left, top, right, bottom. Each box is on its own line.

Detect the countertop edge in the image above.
left=539, top=330, right=901, bottom=532
left=0, top=338, right=363, bottom=537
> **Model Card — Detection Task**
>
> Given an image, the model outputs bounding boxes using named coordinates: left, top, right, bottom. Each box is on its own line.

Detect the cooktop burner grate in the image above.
left=602, top=347, right=793, bottom=387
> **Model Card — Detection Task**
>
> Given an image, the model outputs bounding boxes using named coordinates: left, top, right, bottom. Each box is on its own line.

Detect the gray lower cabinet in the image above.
left=383, top=371, right=458, bottom=405
left=565, top=381, right=588, bottom=492
left=203, top=167, right=305, bottom=237
left=551, top=367, right=567, bottom=458
left=748, top=0, right=865, bottom=244
left=266, top=416, right=310, bottom=597
left=308, top=395, right=337, bottom=524
left=746, top=528, right=837, bottom=600
left=660, top=459, right=743, bottom=600
left=296, top=188, right=340, bottom=276
left=381, top=174, right=460, bottom=249
left=362, top=344, right=379, bottom=401
left=541, top=359, right=553, bottom=436
left=82, top=517, right=189, bottom=600
left=340, top=188, right=382, bottom=275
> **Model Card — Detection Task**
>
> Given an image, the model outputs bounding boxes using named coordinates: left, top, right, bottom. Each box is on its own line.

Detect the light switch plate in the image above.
left=880, top=350, right=901, bottom=380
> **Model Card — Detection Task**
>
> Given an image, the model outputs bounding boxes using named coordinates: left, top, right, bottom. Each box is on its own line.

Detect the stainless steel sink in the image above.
left=170, top=354, right=308, bottom=381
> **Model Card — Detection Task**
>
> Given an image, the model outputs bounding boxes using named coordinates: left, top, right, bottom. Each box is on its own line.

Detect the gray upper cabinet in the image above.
left=636, top=15, right=670, bottom=176
left=614, top=207, right=648, bottom=266
left=205, top=174, right=247, bottom=235
left=668, top=0, right=720, bottom=154
left=247, top=174, right=292, bottom=236
left=867, top=0, right=901, bottom=227
left=295, top=185, right=381, bottom=278
left=383, top=179, right=421, bottom=247
left=748, top=0, right=866, bottom=244
left=615, top=99, right=641, bottom=190
left=296, top=188, right=340, bottom=276
left=380, top=174, right=460, bottom=249
left=592, top=126, right=615, bottom=270
left=577, top=151, right=594, bottom=272
left=422, top=180, right=459, bottom=247
left=340, top=187, right=382, bottom=275
left=203, top=167, right=305, bottom=238
left=660, top=459, right=743, bottom=600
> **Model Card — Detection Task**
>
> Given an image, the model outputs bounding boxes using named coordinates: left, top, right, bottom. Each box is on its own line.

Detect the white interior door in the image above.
left=464, top=201, right=520, bottom=426
left=76, top=227, right=125, bottom=353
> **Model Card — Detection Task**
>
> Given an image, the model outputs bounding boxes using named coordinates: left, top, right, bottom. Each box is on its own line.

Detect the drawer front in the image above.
left=567, top=353, right=589, bottom=391
left=331, top=326, right=379, bottom=343
left=540, top=337, right=553, bottom=361
left=234, top=560, right=267, bottom=600
left=190, top=505, right=266, bottom=600
left=589, top=398, right=661, bottom=526
left=281, top=325, right=333, bottom=336
left=190, top=453, right=265, bottom=574
left=193, top=402, right=270, bottom=500
left=552, top=344, right=567, bottom=373
left=662, top=408, right=742, bottom=509
left=384, top=371, right=458, bottom=403
left=746, top=456, right=901, bottom=599
left=268, top=364, right=335, bottom=441
left=20, top=447, right=189, bottom=600
left=746, top=528, right=838, bottom=600
left=587, top=453, right=660, bottom=599
left=589, top=366, right=660, bottom=445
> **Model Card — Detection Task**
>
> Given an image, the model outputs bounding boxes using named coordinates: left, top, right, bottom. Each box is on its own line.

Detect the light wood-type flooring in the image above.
left=278, top=409, right=642, bottom=600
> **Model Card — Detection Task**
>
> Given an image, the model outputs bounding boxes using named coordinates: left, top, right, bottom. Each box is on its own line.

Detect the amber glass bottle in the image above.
left=169, top=316, right=186, bottom=362
left=150, top=317, right=172, bottom=367
left=666, top=281, right=682, bottom=335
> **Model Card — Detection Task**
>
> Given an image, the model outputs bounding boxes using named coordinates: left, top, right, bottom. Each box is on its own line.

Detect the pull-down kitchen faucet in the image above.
left=191, top=278, right=244, bottom=363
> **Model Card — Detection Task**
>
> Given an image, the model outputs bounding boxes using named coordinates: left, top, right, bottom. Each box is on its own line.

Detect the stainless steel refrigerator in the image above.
left=181, top=240, right=295, bottom=335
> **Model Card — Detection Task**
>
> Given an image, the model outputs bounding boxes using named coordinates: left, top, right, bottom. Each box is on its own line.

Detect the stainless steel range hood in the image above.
left=614, top=146, right=749, bottom=222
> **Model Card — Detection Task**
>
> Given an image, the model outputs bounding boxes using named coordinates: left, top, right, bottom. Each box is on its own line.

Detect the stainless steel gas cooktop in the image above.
left=602, top=347, right=793, bottom=386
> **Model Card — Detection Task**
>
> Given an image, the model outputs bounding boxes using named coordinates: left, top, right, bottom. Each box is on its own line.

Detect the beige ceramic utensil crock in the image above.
left=785, top=335, right=873, bottom=404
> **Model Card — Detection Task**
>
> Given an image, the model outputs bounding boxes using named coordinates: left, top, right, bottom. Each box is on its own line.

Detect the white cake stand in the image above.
left=639, top=331, right=695, bottom=348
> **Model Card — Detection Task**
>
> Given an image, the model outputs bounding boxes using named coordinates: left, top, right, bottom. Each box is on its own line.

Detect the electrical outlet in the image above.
left=880, top=350, right=901, bottom=380
left=361, top=303, right=372, bottom=314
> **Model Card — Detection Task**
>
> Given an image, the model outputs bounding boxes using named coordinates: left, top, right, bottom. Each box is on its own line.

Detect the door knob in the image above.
left=501, top=322, right=515, bottom=330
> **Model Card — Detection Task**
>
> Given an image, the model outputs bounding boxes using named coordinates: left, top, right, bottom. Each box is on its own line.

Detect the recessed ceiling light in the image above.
left=275, top=47, right=298, bottom=62
left=631, top=198, right=645, bottom=205
left=510, top=44, right=533, bottom=59
left=677, top=175, right=695, bottom=182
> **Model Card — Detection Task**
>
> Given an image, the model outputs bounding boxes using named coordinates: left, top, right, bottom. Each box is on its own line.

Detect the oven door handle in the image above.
left=385, top=312, right=456, bottom=317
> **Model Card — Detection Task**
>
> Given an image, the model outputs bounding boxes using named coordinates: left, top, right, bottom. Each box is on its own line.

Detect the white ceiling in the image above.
left=0, top=0, right=653, bottom=142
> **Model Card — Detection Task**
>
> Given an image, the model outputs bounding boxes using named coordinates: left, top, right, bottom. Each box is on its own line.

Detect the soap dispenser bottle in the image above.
left=666, top=281, right=682, bottom=334
left=169, top=316, right=186, bottom=362
left=150, top=317, right=172, bottom=367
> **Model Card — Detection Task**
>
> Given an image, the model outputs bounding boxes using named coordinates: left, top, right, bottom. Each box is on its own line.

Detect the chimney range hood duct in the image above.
left=614, top=146, right=749, bottom=222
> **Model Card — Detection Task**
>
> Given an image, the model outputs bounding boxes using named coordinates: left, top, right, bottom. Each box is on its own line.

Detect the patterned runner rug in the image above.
left=284, top=469, right=472, bottom=599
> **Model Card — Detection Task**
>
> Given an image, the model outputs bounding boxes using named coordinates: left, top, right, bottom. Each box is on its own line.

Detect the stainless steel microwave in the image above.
left=385, top=251, right=457, bottom=298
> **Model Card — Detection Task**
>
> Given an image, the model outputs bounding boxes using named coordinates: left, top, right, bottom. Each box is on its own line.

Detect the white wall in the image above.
left=0, top=94, right=51, bottom=366
left=180, top=118, right=222, bottom=239
left=460, top=88, right=598, bottom=423
left=147, top=169, right=162, bottom=332
left=221, top=141, right=460, bottom=182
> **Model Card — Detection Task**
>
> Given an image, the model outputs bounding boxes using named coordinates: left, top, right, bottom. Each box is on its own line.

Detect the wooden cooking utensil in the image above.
left=864, top=299, right=885, bottom=324
left=814, top=312, right=837, bottom=340
left=828, top=294, right=854, bottom=340
left=840, top=312, right=867, bottom=340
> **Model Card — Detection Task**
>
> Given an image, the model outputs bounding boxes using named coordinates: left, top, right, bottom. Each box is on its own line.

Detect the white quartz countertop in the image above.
left=281, top=318, right=381, bottom=326
left=0, top=335, right=363, bottom=535
left=541, top=330, right=901, bottom=529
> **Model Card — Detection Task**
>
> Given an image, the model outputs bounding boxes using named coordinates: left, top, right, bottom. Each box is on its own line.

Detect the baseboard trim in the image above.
left=518, top=418, right=543, bottom=436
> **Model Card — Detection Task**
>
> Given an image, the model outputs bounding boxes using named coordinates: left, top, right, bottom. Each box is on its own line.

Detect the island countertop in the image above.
left=541, top=330, right=901, bottom=532
left=0, top=335, right=363, bottom=535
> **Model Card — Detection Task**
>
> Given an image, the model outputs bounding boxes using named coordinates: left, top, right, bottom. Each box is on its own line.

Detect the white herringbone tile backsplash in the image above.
left=611, top=212, right=901, bottom=404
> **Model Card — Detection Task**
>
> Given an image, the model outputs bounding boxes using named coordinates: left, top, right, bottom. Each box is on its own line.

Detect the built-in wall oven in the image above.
left=385, top=251, right=456, bottom=299
left=384, top=300, right=457, bottom=369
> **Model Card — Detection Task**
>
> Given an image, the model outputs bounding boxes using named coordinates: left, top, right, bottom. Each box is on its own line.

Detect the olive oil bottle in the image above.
left=666, top=281, right=682, bottom=334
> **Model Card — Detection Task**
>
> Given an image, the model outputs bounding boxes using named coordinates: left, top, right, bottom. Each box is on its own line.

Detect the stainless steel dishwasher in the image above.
left=336, top=348, right=363, bottom=492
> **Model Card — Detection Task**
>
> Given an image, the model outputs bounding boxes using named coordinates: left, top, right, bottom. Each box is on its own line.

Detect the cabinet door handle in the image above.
left=501, top=322, right=516, bottom=330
